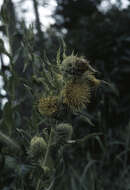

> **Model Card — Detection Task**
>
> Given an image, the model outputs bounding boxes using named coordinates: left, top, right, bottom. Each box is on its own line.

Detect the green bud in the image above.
left=55, top=123, right=73, bottom=143
left=29, top=136, right=47, bottom=158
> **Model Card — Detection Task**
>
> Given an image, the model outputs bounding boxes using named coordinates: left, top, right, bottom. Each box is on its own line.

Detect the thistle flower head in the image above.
left=61, top=80, right=91, bottom=112
left=55, top=123, right=73, bottom=143
left=29, top=136, right=47, bottom=158
left=38, top=96, right=59, bottom=116
left=61, top=55, right=95, bottom=80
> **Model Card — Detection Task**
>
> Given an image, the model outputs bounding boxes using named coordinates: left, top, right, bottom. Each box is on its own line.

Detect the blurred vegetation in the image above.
left=0, top=0, right=130, bottom=189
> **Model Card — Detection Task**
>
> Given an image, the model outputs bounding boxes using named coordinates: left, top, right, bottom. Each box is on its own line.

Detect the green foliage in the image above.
left=0, top=31, right=104, bottom=189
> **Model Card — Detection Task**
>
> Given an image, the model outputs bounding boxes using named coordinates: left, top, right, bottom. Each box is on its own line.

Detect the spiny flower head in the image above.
left=38, top=96, right=59, bottom=116
left=61, top=80, right=91, bottom=112
left=29, top=136, right=47, bottom=158
left=61, top=55, right=95, bottom=80
left=55, top=123, right=73, bottom=143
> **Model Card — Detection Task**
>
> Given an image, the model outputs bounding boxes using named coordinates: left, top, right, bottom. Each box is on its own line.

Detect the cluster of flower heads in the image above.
left=29, top=123, right=73, bottom=174
left=38, top=54, right=101, bottom=115
left=29, top=123, right=73, bottom=158
left=34, top=54, right=101, bottom=187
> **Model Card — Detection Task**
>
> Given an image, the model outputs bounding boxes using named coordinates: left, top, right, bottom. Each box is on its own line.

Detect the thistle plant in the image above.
left=32, top=50, right=103, bottom=189
left=0, top=0, right=129, bottom=188
left=0, top=32, right=103, bottom=189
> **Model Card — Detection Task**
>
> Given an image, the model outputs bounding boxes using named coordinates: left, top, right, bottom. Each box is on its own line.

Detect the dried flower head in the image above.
left=61, top=81, right=91, bottom=111
left=38, top=96, right=59, bottom=116
left=61, top=55, right=96, bottom=80
left=29, top=136, right=47, bottom=158
left=55, top=123, right=73, bottom=143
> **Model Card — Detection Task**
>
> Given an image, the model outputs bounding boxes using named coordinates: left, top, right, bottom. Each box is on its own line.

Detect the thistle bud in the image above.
left=29, top=136, right=47, bottom=158
left=55, top=123, right=73, bottom=143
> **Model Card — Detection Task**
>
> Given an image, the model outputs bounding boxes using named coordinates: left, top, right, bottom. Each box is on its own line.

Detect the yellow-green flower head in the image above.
left=38, top=96, right=59, bottom=116
left=61, top=55, right=95, bottom=79
left=56, top=123, right=73, bottom=143
left=29, top=136, right=47, bottom=158
left=61, top=81, right=91, bottom=112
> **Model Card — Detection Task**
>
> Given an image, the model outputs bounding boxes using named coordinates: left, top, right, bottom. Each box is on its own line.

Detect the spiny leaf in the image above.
left=76, top=132, right=103, bottom=144
left=61, top=39, right=67, bottom=59
left=56, top=47, right=61, bottom=66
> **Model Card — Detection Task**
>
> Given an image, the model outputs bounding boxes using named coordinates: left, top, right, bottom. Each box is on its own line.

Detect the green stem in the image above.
left=43, top=127, right=53, bottom=166
left=36, top=127, right=53, bottom=190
